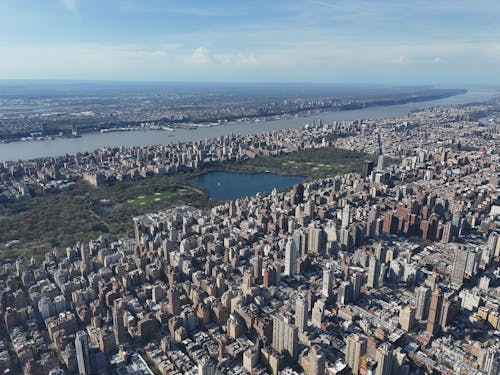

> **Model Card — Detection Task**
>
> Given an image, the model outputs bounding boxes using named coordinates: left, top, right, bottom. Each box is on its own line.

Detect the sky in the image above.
left=0, top=0, right=499, bottom=85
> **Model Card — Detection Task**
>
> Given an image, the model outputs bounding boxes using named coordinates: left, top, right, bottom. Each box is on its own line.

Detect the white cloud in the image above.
left=393, top=55, right=408, bottom=64
left=151, top=50, right=166, bottom=57
left=215, top=52, right=258, bottom=66
left=60, top=0, right=77, bottom=12
left=187, top=47, right=210, bottom=65
left=0, top=40, right=498, bottom=84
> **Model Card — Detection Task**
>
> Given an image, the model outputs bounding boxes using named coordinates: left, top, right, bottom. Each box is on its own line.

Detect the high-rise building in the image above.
left=308, top=224, right=325, bottom=254
left=295, top=297, right=307, bottom=332
left=113, top=299, right=127, bottom=345
left=322, top=266, right=334, bottom=299
left=465, top=248, right=480, bottom=278
left=350, top=272, right=362, bottom=302
left=382, top=212, right=395, bottom=234
left=168, top=286, right=181, bottom=316
left=482, top=347, right=500, bottom=375
left=378, top=263, right=387, bottom=288
left=377, top=154, right=385, bottom=171
left=415, top=286, right=431, bottom=320
left=272, top=315, right=298, bottom=361
left=198, top=357, right=216, bottom=375
left=307, top=345, right=326, bottom=375
left=292, top=183, right=305, bottom=204
left=284, top=236, right=297, bottom=276
left=253, top=255, right=263, bottom=279
left=243, top=348, right=260, bottom=374
left=399, top=305, right=415, bottom=332
left=439, top=299, right=453, bottom=331
left=342, top=205, right=351, bottom=229
left=367, top=256, right=381, bottom=289
left=75, top=330, right=91, bottom=375
left=374, top=243, right=387, bottom=263
left=441, top=222, right=453, bottom=243
left=366, top=206, right=379, bottom=237
left=345, top=333, right=367, bottom=375
left=80, top=243, right=90, bottom=274
left=361, top=160, right=374, bottom=178
left=312, top=299, right=325, bottom=328
left=375, top=342, right=393, bottom=375
left=293, top=228, right=309, bottom=258
left=337, top=281, right=351, bottom=305
left=482, top=233, right=498, bottom=265
left=426, top=288, right=443, bottom=337
left=451, top=245, right=468, bottom=285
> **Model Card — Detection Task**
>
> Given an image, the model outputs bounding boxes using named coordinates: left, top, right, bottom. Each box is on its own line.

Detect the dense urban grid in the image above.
left=0, top=98, right=499, bottom=375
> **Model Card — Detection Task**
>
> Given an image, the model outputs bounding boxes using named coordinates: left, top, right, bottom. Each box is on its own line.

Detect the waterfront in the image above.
left=0, top=88, right=495, bottom=162
left=187, top=171, right=305, bottom=201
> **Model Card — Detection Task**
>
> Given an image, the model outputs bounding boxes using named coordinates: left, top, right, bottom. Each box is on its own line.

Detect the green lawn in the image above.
left=226, top=146, right=374, bottom=179
left=125, top=191, right=174, bottom=206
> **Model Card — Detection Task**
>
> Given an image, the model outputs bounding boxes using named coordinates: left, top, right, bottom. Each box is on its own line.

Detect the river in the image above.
left=0, top=88, right=496, bottom=162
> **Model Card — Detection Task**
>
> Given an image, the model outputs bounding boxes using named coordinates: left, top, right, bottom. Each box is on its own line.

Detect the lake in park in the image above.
left=187, top=171, right=304, bottom=201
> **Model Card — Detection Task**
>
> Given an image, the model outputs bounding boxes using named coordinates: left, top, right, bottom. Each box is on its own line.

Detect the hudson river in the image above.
left=0, top=88, right=495, bottom=162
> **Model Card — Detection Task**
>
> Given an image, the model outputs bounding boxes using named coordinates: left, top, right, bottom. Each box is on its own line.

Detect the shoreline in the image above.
left=0, top=89, right=467, bottom=144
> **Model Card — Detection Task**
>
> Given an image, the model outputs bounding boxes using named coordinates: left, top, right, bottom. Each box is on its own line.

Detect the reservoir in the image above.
left=0, top=88, right=496, bottom=162
left=187, top=171, right=305, bottom=201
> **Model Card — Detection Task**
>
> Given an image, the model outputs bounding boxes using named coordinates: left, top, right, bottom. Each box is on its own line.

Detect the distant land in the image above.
left=0, top=81, right=466, bottom=141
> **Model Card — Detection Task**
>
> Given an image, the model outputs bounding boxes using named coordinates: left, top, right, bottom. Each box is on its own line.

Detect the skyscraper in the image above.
left=198, top=357, right=216, bottom=375
left=342, top=205, right=351, bottom=229
left=415, top=286, right=431, bottom=320
left=307, top=345, right=326, bottom=375
left=322, top=265, right=334, bottom=298
left=345, top=333, right=367, bottom=375
left=272, top=315, right=298, bottom=361
left=426, top=288, right=443, bottom=337
left=113, top=299, right=127, bottom=345
left=439, top=299, right=452, bottom=331
left=292, top=228, right=309, bottom=258
left=361, top=160, right=374, bottom=178
left=337, top=281, right=351, bottom=305
left=451, top=245, right=468, bottom=285
left=292, top=183, right=304, bottom=204
left=350, top=272, right=362, bottom=302
left=308, top=224, right=325, bottom=254
left=75, top=330, right=91, bottom=375
left=80, top=243, right=90, bottom=275
left=312, top=299, right=325, bottom=328
left=441, top=222, right=453, bottom=243
left=367, top=256, right=381, bottom=289
left=284, top=236, right=297, bottom=276
left=253, top=255, right=263, bottom=279
left=465, top=248, right=480, bottom=278
left=168, top=285, right=181, bottom=316
left=375, top=342, right=393, bottom=375
left=295, top=297, right=307, bottom=332
left=399, top=305, right=415, bottom=332
left=377, top=154, right=385, bottom=171
left=482, top=347, right=500, bottom=375
left=366, top=206, right=379, bottom=237
left=482, top=233, right=498, bottom=265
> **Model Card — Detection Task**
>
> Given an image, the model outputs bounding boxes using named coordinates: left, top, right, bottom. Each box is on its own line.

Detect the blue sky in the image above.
left=0, top=0, right=499, bottom=84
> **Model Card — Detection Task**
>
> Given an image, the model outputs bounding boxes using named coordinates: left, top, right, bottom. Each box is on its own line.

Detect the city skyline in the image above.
left=0, top=0, right=499, bottom=84
left=0, top=2, right=499, bottom=375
